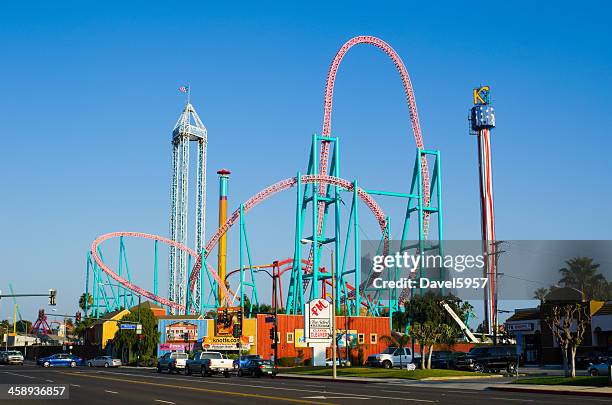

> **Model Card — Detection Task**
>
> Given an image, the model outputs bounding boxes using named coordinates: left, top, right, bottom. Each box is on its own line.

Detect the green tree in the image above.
left=15, top=320, right=31, bottom=333
left=558, top=257, right=609, bottom=300
left=79, top=293, right=93, bottom=315
left=533, top=287, right=548, bottom=302
left=74, top=317, right=94, bottom=341
left=112, top=308, right=159, bottom=363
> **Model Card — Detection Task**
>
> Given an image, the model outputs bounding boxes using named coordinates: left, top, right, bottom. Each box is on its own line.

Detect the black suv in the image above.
left=455, top=346, right=519, bottom=373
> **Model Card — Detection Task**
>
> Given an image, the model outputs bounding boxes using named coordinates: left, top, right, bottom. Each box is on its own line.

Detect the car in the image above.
left=157, top=352, right=188, bottom=374
left=185, top=351, right=233, bottom=378
left=455, top=346, right=519, bottom=373
left=2, top=351, right=24, bottom=365
left=232, top=354, right=261, bottom=370
left=365, top=347, right=419, bottom=369
left=587, top=358, right=612, bottom=376
left=325, top=358, right=349, bottom=367
left=87, top=356, right=121, bottom=368
left=238, top=359, right=278, bottom=377
left=576, top=351, right=609, bottom=369
left=427, top=351, right=465, bottom=369
left=36, top=353, right=82, bottom=368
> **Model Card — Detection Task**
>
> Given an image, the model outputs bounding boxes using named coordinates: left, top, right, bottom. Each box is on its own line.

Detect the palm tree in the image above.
left=79, top=293, right=93, bottom=314
left=559, top=257, right=608, bottom=300
left=380, top=333, right=412, bottom=369
left=533, top=287, right=548, bottom=302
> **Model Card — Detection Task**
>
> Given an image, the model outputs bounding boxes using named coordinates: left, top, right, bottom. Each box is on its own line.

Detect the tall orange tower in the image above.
left=217, top=169, right=231, bottom=304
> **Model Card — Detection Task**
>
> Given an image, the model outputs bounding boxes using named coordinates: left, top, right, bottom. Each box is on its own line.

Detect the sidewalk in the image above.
left=489, top=384, right=612, bottom=398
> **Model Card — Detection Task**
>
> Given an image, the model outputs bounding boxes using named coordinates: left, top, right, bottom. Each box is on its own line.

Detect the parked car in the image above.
left=238, top=359, right=278, bottom=377
left=37, top=353, right=82, bottom=368
left=455, top=346, right=519, bottom=373
left=157, top=352, right=188, bottom=374
left=365, top=347, right=419, bottom=369
left=232, top=354, right=261, bottom=370
left=87, top=356, right=121, bottom=368
left=325, top=358, right=349, bottom=367
left=587, top=358, right=612, bottom=376
left=2, top=351, right=24, bottom=365
left=185, top=351, right=233, bottom=377
left=576, top=351, right=610, bottom=369
left=428, top=351, right=465, bottom=369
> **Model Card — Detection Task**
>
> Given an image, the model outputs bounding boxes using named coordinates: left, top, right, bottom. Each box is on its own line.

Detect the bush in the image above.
left=278, top=357, right=296, bottom=367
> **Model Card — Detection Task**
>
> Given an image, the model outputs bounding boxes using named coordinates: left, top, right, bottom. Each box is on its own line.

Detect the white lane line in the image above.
left=104, top=390, right=119, bottom=394
left=488, top=398, right=534, bottom=402
left=154, top=400, right=176, bottom=404
left=92, top=370, right=436, bottom=402
left=71, top=384, right=80, bottom=387
left=304, top=396, right=370, bottom=400
left=2, top=371, right=37, bottom=379
left=45, top=379, right=54, bottom=382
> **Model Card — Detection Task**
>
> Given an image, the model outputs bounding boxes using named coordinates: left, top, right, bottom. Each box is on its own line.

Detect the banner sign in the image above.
left=304, top=298, right=332, bottom=343
left=120, top=324, right=136, bottom=330
left=506, top=322, right=534, bottom=332
left=202, top=335, right=251, bottom=351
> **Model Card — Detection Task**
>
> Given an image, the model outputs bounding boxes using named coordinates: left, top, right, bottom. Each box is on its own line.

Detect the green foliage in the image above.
left=278, top=356, right=296, bottom=367
left=79, top=293, right=94, bottom=314
left=112, top=308, right=160, bottom=360
left=533, top=288, right=548, bottom=301
left=15, top=320, right=31, bottom=333
left=558, top=257, right=610, bottom=300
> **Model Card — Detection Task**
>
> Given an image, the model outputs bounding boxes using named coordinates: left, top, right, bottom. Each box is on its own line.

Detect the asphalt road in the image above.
left=0, top=363, right=608, bottom=405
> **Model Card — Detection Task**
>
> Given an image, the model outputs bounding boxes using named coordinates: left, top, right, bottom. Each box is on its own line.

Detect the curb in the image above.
left=488, top=386, right=612, bottom=398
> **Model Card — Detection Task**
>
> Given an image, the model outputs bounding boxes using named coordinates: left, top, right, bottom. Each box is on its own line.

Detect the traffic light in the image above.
left=48, top=289, right=56, bottom=306
left=76, top=312, right=81, bottom=323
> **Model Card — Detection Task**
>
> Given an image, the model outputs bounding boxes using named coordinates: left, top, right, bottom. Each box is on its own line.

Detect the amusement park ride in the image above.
left=83, top=35, right=497, bottom=332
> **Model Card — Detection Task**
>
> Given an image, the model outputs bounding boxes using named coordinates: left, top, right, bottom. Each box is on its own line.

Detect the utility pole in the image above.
left=331, top=249, right=337, bottom=379
left=490, top=241, right=505, bottom=346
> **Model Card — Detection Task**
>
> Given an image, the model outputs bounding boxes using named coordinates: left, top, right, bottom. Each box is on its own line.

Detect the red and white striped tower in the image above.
left=471, top=86, right=497, bottom=334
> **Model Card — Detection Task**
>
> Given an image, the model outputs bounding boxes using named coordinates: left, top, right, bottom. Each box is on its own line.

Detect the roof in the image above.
left=593, top=302, right=612, bottom=317
left=505, top=308, right=540, bottom=322
left=156, top=314, right=204, bottom=321
left=545, top=287, right=585, bottom=302
left=90, top=309, right=130, bottom=327
left=129, top=301, right=166, bottom=312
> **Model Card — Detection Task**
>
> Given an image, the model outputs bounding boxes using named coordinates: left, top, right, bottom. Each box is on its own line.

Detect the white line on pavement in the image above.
left=45, top=379, right=54, bottom=382
left=154, top=400, right=176, bottom=404
left=104, top=390, right=119, bottom=394
left=488, top=398, right=534, bottom=402
left=2, top=372, right=37, bottom=379
left=86, top=370, right=438, bottom=402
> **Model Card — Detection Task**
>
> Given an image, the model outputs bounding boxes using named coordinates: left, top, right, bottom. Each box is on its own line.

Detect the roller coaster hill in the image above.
left=85, top=36, right=447, bottom=331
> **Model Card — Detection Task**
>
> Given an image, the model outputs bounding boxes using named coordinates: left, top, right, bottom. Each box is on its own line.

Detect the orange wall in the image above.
left=256, top=314, right=391, bottom=364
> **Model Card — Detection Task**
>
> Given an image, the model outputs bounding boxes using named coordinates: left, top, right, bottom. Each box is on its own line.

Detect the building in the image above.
left=505, top=287, right=607, bottom=365
left=85, top=309, right=130, bottom=349
left=591, top=301, right=612, bottom=350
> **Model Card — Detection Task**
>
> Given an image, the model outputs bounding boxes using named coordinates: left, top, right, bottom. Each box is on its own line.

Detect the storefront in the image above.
left=505, top=308, right=541, bottom=364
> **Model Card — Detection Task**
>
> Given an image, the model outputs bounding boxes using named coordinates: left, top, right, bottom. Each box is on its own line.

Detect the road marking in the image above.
left=91, top=369, right=437, bottom=402
left=45, top=379, right=54, bottom=382
left=154, top=400, right=176, bottom=404
left=105, top=390, right=119, bottom=394
left=61, top=372, right=333, bottom=404
left=488, top=398, right=534, bottom=402
left=2, top=371, right=37, bottom=379
left=71, top=384, right=80, bottom=387
left=304, top=396, right=370, bottom=400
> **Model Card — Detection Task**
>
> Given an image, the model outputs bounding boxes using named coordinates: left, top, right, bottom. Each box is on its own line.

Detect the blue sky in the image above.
left=0, top=1, right=610, bottom=326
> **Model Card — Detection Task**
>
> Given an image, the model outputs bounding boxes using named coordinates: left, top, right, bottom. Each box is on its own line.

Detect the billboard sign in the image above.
left=304, top=298, right=332, bottom=343
left=215, top=307, right=241, bottom=337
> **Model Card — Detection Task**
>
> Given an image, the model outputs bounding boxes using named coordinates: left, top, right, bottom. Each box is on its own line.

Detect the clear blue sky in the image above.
left=1, top=1, right=610, bottom=326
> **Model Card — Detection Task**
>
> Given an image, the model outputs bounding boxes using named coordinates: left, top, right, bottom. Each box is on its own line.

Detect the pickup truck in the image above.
left=157, top=352, right=188, bottom=374
left=185, top=351, right=233, bottom=378
left=366, top=347, right=419, bottom=369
